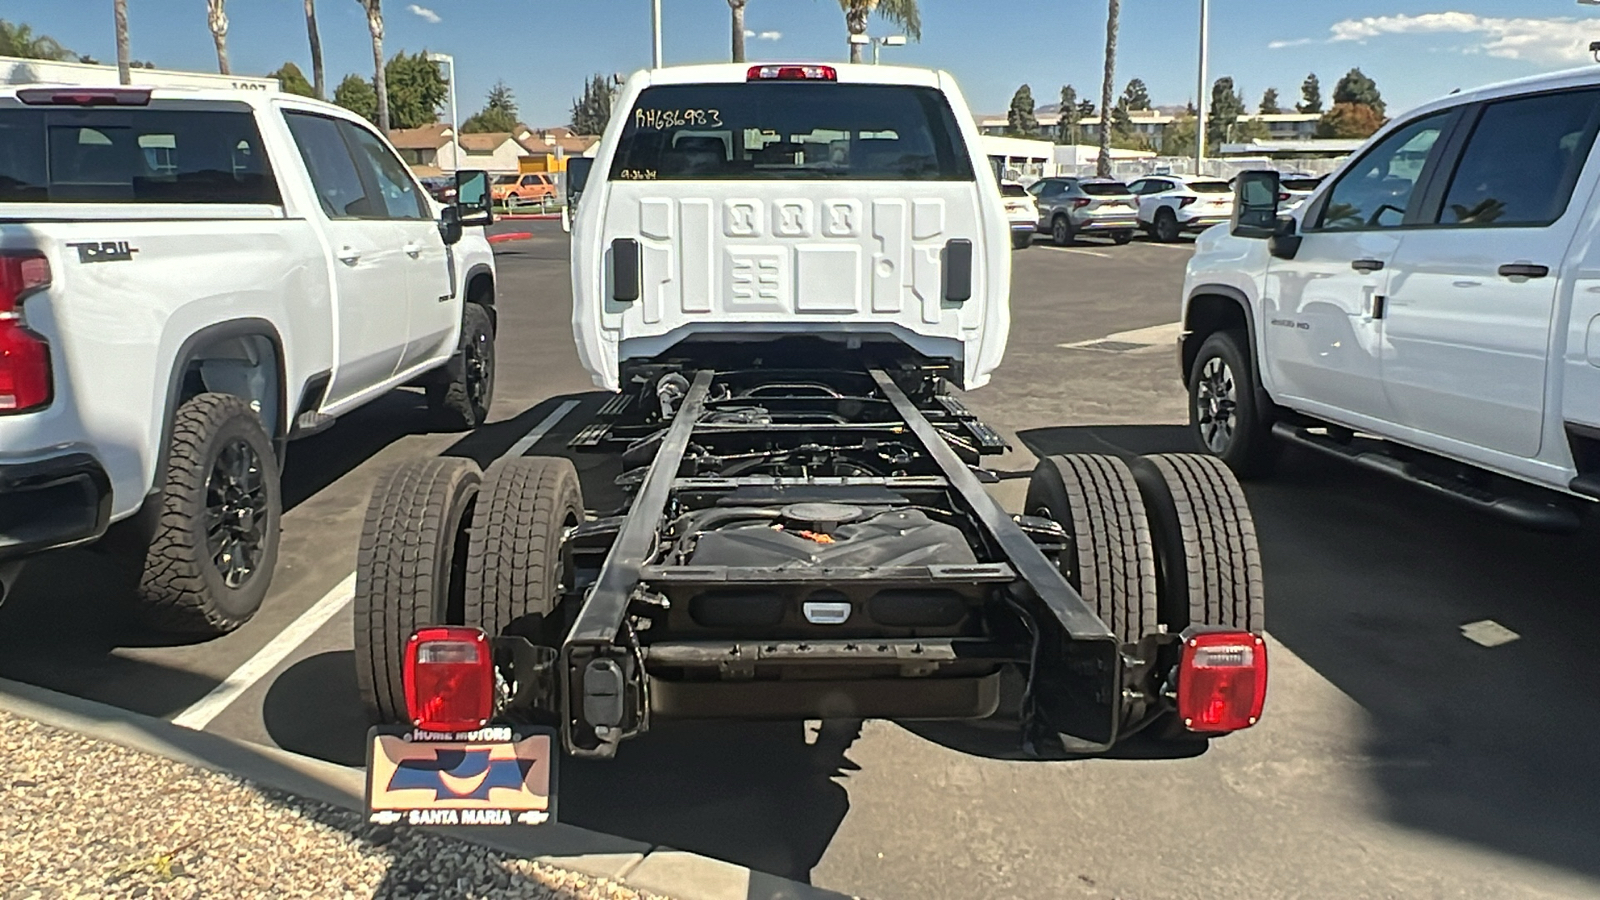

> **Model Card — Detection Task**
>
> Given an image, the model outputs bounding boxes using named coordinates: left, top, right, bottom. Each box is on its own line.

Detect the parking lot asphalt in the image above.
left=4, top=223, right=1600, bottom=900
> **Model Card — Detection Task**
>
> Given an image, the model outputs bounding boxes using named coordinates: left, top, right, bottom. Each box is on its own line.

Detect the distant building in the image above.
left=389, top=123, right=599, bottom=176
left=0, top=54, right=277, bottom=92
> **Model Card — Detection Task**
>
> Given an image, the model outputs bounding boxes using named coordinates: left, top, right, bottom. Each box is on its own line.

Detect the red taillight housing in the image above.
left=747, top=65, right=837, bottom=81
left=1278, top=192, right=1291, bottom=203
left=1178, top=196, right=1198, bottom=208
left=1072, top=198, right=1092, bottom=208
left=403, top=626, right=495, bottom=733
left=0, top=252, right=52, bottom=413
left=1177, top=631, right=1267, bottom=733
left=17, top=87, right=151, bottom=106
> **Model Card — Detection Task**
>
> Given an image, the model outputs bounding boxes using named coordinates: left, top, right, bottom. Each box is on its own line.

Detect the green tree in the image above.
left=570, top=73, right=616, bottom=135
left=383, top=50, right=448, bottom=129
left=1077, top=99, right=1097, bottom=119
left=1206, top=76, right=1244, bottom=150
left=1317, top=102, right=1386, bottom=139
left=463, top=80, right=519, bottom=133
left=268, top=62, right=316, bottom=97
left=1160, top=117, right=1197, bottom=157
left=1096, top=0, right=1120, bottom=177
left=838, top=0, right=921, bottom=64
left=1297, top=72, right=1323, bottom=114
left=1233, top=118, right=1271, bottom=142
left=1057, top=85, right=1081, bottom=144
left=1121, top=77, right=1150, bottom=111
left=1007, top=84, right=1038, bottom=136
left=1333, top=67, right=1385, bottom=117
left=334, top=73, right=378, bottom=123
left=1259, top=87, right=1281, bottom=114
left=0, top=20, right=73, bottom=59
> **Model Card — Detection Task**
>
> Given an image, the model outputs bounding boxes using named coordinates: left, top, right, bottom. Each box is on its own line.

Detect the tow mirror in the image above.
left=438, top=205, right=463, bottom=245
left=454, top=169, right=493, bottom=227
left=1230, top=170, right=1280, bottom=239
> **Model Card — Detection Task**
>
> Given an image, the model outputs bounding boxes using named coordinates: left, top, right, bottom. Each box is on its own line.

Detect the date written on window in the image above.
left=634, top=108, right=723, bottom=130
left=617, top=169, right=658, bottom=181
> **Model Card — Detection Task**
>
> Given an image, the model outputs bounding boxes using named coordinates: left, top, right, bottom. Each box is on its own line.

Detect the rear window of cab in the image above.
left=608, top=83, right=975, bottom=182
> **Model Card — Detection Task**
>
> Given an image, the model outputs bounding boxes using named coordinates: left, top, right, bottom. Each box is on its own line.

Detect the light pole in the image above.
left=651, top=0, right=662, bottom=68
left=1195, top=0, right=1209, bottom=175
left=1581, top=0, right=1600, bottom=62
left=426, top=52, right=460, bottom=174
left=848, top=33, right=906, bottom=64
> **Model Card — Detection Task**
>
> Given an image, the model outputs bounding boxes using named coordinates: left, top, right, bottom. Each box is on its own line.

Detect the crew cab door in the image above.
left=1263, top=111, right=1454, bottom=424
left=336, top=121, right=456, bottom=371
left=283, top=111, right=409, bottom=405
left=1381, top=88, right=1600, bottom=458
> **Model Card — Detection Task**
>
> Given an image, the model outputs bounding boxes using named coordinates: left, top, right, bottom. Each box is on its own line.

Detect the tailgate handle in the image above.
left=942, top=239, right=973, bottom=303
left=611, top=238, right=641, bottom=302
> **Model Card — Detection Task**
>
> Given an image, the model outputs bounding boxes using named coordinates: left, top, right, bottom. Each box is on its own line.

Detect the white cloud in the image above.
left=744, top=29, right=782, bottom=41
left=407, top=4, right=440, bottom=24
left=1267, top=37, right=1313, bottom=49
left=1276, top=12, right=1590, bottom=66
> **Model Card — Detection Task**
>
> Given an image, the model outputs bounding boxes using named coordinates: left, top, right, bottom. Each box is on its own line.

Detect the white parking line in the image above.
left=170, top=398, right=581, bottom=731
left=1040, top=246, right=1113, bottom=259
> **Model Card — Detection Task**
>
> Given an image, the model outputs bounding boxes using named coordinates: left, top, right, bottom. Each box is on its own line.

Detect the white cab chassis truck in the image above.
left=1182, top=67, right=1600, bottom=533
left=356, top=65, right=1268, bottom=766
left=0, top=85, right=498, bottom=634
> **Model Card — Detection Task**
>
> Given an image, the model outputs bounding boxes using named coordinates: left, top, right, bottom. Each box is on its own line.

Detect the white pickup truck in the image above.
left=0, top=84, right=498, bottom=633
left=1181, top=66, right=1600, bottom=532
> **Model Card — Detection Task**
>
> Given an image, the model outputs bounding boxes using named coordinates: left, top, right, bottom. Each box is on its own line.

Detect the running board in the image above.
left=1272, top=422, right=1582, bottom=533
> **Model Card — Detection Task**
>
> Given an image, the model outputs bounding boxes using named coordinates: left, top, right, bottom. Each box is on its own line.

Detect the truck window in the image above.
left=338, top=121, right=429, bottom=220
left=608, top=83, right=975, bottom=182
left=0, top=106, right=278, bottom=204
left=1436, top=88, right=1600, bottom=228
left=283, top=111, right=379, bottom=218
left=1316, top=111, right=1451, bottom=231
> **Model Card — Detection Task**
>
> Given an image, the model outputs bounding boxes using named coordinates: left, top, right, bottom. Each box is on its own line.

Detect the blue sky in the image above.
left=8, top=1, right=1600, bottom=127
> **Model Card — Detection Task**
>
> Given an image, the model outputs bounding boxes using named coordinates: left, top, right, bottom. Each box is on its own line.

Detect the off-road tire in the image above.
left=1189, top=330, right=1278, bottom=478
left=1012, top=231, right=1032, bottom=250
left=134, top=393, right=281, bottom=635
left=464, top=456, right=584, bottom=646
left=354, top=457, right=481, bottom=724
left=426, top=303, right=495, bottom=431
left=1025, top=454, right=1159, bottom=643
left=1130, top=453, right=1263, bottom=635
left=1051, top=215, right=1076, bottom=246
left=1154, top=208, right=1181, bottom=243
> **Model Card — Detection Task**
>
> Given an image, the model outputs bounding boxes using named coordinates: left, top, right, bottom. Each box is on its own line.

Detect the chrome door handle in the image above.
left=1351, top=258, right=1385, bottom=273
left=337, top=247, right=360, bottom=265
left=1498, top=263, right=1549, bottom=279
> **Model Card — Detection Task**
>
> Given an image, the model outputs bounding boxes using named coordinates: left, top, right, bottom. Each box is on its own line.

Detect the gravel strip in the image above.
left=0, top=710, right=667, bottom=900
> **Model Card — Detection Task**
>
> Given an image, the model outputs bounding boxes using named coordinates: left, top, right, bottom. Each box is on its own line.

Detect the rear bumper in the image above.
left=1073, top=217, right=1138, bottom=231
left=1179, top=215, right=1229, bottom=231
left=0, top=453, right=112, bottom=561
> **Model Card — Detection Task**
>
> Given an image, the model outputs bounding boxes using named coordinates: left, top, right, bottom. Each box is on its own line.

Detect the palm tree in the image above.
left=1096, top=0, right=1119, bottom=177
left=728, top=0, right=747, bottom=63
left=114, top=0, right=131, bottom=85
left=305, top=0, right=325, bottom=99
left=837, top=0, right=920, bottom=64
left=0, top=21, right=71, bottom=60
left=356, top=0, right=389, bottom=131
left=206, top=0, right=230, bottom=75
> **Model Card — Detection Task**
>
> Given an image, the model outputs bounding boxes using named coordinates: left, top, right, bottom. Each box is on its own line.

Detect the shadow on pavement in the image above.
left=1018, top=422, right=1600, bottom=883
left=264, top=649, right=369, bottom=766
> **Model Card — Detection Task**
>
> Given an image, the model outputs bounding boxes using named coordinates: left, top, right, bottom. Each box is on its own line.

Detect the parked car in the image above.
left=1276, top=173, right=1323, bottom=213
left=1131, top=175, right=1233, bottom=242
left=0, top=84, right=499, bottom=635
left=419, top=174, right=457, bottom=203
left=1000, top=182, right=1038, bottom=249
left=493, top=172, right=557, bottom=208
left=1181, top=66, right=1600, bottom=533
left=1027, top=177, right=1138, bottom=245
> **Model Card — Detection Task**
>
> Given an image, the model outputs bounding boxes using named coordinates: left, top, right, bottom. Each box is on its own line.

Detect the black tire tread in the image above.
left=427, top=303, right=495, bottom=431
left=1135, top=453, right=1263, bottom=632
left=1026, top=454, right=1159, bottom=642
left=464, top=456, right=583, bottom=642
left=136, top=392, right=280, bottom=636
left=354, top=457, right=481, bottom=724
left=1190, top=329, right=1278, bottom=478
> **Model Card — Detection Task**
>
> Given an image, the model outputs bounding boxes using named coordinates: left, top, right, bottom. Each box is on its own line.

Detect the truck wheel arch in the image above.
left=1183, top=286, right=1277, bottom=424
left=464, top=264, right=496, bottom=333
left=162, top=319, right=288, bottom=468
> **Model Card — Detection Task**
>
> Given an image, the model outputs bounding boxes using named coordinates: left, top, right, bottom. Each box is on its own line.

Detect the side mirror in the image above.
left=438, top=205, right=463, bottom=245
left=1230, top=170, right=1280, bottom=239
left=567, top=157, right=594, bottom=210
left=454, top=169, right=493, bottom=227
left=1268, top=215, right=1302, bottom=260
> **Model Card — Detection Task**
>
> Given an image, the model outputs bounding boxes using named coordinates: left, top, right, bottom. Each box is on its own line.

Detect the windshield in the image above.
left=1080, top=182, right=1131, bottom=196
left=0, top=105, right=278, bottom=204
left=1189, top=181, right=1232, bottom=193
left=608, top=83, right=975, bottom=182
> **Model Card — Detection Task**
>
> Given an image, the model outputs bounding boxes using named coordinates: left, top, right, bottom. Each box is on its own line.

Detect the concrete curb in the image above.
left=0, top=677, right=849, bottom=900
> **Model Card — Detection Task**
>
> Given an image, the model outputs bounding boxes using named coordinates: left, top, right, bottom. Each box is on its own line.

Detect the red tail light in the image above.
left=404, top=626, right=495, bottom=732
left=748, top=65, right=837, bottom=81
left=1177, top=631, right=1267, bottom=733
left=1278, top=192, right=1291, bottom=203
left=1072, top=198, right=1092, bottom=208
left=17, top=87, right=151, bottom=106
left=1179, top=196, right=1198, bottom=208
left=0, top=252, right=52, bottom=413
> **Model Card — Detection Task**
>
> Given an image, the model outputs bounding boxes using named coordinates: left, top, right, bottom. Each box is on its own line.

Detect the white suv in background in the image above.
left=1180, top=66, right=1600, bottom=533
left=1131, top=175, right=1234, bottom=242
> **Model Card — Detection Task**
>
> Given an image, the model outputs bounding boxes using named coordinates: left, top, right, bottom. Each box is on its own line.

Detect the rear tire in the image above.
left=426, top=303, right=496, bottom=431
left=133, top=393, right=281, bottom=636
left=1024, top=454, right=1158, bottom=643
left=1050, top=216, right=1076, bottom=247
left=1188, top=330, right=1277, bottom=478
left=464, top=456, right=585, bottom=646
left=1154, top=209, right=1180, bottom=243
left=1012, top=231, right=1032, bottom=250
left=1112, top=231, right=1133, bottom=245
left=354, top=458, right=481, bottom=725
